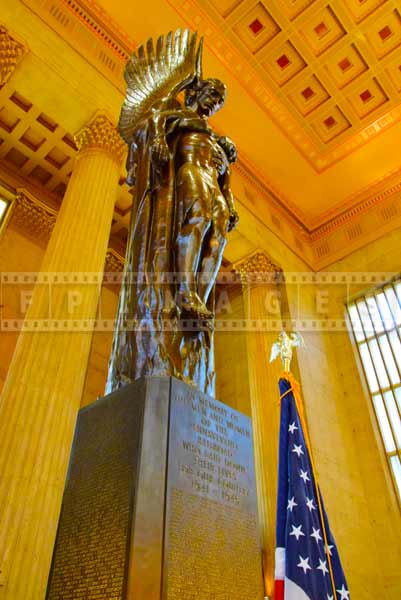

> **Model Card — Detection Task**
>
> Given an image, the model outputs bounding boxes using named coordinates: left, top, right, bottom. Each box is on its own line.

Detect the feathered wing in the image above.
left=118, top=29, right=202, bottom=144
left=291, top=332, right=306, bottom=348
left=270, top=342, right=281, bottom=363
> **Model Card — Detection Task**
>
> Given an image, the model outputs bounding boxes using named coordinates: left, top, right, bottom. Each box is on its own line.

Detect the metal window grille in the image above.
left=346, top=276, right=401, bottom=504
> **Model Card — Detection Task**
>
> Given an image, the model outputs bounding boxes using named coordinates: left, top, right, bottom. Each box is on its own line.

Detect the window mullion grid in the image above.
left=384, top=284, right=401, bottom=330
left=393, top=281, right=401, bottom=311
left=354, top=301, right=400, bottom=465
left=373, top=293, right=401, bottom=428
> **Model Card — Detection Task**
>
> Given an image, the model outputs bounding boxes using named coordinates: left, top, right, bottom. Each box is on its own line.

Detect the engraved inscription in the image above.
left=47, top=391, right=144, bottom=599
left=167, top=489, right=262, bottom=600
left=165, top=379, right=264, bottom=599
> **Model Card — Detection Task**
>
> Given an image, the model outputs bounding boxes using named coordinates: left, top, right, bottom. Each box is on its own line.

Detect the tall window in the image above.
left=347, top=278, right=401, bottom=504
left=0, top=197, right=10, bottom=227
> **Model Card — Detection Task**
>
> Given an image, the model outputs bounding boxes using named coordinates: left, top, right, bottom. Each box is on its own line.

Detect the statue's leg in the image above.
left=198, top=192, right=230, bottom=304
left=175, top=164, right=212, bottom=317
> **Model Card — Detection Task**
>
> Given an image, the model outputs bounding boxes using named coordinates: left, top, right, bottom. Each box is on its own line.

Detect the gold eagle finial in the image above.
left=270, top=331, right=306, bottom=372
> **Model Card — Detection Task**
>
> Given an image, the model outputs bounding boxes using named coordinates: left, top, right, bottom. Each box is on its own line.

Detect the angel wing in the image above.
left=118, top=29, right=202, bottom=144
left=270, top=342, right=281, bottom=363
left=290, top=332, right=306, bottom=348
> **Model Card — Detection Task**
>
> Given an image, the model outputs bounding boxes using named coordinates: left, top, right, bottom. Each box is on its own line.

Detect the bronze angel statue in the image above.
left=106, top=30, right=238, bottom=396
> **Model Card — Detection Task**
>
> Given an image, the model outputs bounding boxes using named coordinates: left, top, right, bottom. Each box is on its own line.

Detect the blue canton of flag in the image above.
left=275, top=376, right=350, bottom=600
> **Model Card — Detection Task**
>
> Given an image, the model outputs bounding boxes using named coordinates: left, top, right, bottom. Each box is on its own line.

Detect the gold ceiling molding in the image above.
left=75, top=113, right=126, bottom=164
left=0, top=24, right=27, bottom=87
left=30, top=0, right=401, bottom=173
left=60, top=0, right=134, bottom=56
left=234, top=154, right=307, bottom=227
left=309, top=170, right=401, bottom=240
left=21, top=0, right=133, bottom=92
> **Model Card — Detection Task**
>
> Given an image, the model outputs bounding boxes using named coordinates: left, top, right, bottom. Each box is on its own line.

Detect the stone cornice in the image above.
left=309, top=173, right=401, bottom=241
left=0, top=24, right=27, bottom=86
left=75, top=113, right=126, bottom=164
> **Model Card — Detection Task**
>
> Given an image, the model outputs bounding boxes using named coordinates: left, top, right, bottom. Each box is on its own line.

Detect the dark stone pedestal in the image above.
left=47, top=377, right=264, bottom=600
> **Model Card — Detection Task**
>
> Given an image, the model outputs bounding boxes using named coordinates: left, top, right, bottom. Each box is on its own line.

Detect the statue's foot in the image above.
left=176, top=290, right=213, bottom=320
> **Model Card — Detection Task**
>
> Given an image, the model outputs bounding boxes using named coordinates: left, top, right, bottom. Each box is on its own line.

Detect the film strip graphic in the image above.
left=1, top=271, right=399, bottom=332
left=1, top=271, right=399, bottom=285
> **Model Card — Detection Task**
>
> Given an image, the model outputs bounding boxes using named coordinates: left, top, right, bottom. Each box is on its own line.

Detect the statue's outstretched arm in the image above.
left=149, top=107, right=197, bottom=163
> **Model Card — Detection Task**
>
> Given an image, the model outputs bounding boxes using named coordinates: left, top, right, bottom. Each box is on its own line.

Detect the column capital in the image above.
left=12, top=189, right=57, bottom=243
left=105, top=248, right=124, bottom=273
left=75, top=113, right=126, bottom=164
left=234, top=251, right=282, bottom=284
left=0, top=25, right=26, bottom=86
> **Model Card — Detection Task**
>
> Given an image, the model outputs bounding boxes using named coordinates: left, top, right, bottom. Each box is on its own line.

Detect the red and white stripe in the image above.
left=275, top=548, right=311, bottom=600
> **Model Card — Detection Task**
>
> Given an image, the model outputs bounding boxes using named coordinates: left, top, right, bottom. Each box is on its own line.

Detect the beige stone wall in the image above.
left=0, top=226, right=44, bottom=390
left=214, top=283, right=252, bottom=417
left=81, top=284, right=118, bottom=408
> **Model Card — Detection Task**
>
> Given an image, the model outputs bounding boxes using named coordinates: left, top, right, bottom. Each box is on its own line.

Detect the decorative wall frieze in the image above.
left=21, top=0, right=133, bottom=92
left=310, top=172, right=401, bottom=241
left=0, top=25, right=26, bottom=87
left=75, top=113, right=126, bottom=164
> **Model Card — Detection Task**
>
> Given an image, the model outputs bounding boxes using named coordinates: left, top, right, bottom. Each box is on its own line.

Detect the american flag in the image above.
left=275, top=375, right=350, bottom=600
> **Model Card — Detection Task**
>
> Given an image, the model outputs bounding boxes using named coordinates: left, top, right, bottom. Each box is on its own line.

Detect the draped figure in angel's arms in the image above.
left=106, top=29, right=238, bottom=396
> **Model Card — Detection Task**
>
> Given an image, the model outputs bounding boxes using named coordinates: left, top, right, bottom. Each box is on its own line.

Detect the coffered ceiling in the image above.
left=187, top=0, right=401, bottom=165
left=89, top=0, right=401, bottom=227
left=2, top=0, right=401, bottom=269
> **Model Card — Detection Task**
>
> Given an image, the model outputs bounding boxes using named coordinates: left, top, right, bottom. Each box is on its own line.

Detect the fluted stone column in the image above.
left=0, top=114, right=125, bottom=599
left=235, top=251, right=283, bottom=598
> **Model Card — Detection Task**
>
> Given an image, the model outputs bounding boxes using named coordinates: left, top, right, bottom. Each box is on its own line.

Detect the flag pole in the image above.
left=271, top=331, right=338, bottom=600
left=281, top=371, right=338, bottom=600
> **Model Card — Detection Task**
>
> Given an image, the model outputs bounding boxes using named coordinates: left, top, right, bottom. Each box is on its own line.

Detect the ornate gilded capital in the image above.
left=234, top=250, right=282, bottom=284
left=75, top=113, right=126, bottom=164
left=11, top=190, right=57, bottom=243
left=105, top=248, right=124, bottom=273
left=0, top=25, right=26, bottom=87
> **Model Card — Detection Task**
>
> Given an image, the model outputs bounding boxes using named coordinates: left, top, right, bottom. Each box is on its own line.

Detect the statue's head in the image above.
left=185, top=78, right=227, bottom=117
